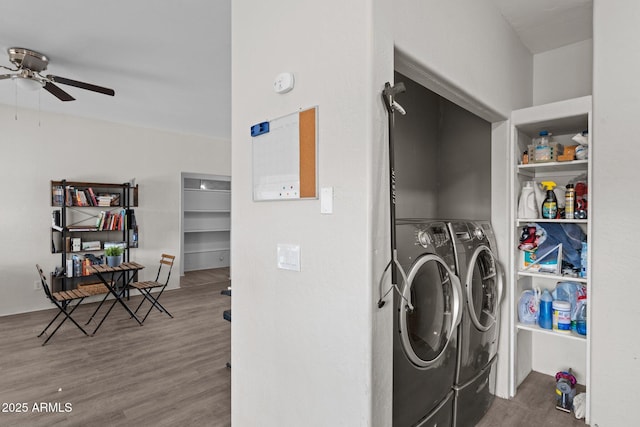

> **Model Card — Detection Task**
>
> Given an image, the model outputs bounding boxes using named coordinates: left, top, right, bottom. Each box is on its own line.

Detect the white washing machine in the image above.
left=393, top=219, right=463, bottom=427
left=448, top=220, right=503, bottom=427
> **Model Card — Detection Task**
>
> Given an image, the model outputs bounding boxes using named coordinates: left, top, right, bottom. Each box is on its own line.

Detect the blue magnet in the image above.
left=251, top=121, right=270, bottom=137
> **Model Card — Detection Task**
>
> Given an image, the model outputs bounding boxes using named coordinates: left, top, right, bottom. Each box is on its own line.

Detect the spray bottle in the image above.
left=541, top=181, right=558, bottom=219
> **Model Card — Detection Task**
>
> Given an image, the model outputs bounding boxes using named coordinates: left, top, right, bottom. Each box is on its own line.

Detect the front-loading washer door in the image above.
left=466, top=245, right=503, bottom=332
left=399, top=254, right=462, bottom=368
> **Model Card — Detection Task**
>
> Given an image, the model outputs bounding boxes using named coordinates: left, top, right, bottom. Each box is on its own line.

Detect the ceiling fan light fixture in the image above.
left=2, top=47, right=114, bottom=101
left=16, top=76, right=43, bottom=91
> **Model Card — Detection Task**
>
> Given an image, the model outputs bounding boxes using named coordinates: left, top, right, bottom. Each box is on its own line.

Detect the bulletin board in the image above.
left=252, top=106, right=318, bottom=201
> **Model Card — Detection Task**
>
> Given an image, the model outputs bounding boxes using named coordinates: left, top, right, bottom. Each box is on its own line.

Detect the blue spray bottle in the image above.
left=538, top=289, right=553, bottom=330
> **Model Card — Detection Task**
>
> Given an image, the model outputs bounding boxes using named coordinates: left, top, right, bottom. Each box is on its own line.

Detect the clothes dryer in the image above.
left=393, top=219, right=463, bottom=427
left=448, top=220, right=503, bottom=427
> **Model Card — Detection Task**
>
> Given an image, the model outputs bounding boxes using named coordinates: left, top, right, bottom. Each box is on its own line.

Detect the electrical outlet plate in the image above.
left=34, top=280, right=41, bottom=290
left=277, top=243, right=300, bottom=271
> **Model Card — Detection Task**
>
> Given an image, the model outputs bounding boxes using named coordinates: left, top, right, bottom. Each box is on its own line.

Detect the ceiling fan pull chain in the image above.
left=14, top=78, right=17, bottom=121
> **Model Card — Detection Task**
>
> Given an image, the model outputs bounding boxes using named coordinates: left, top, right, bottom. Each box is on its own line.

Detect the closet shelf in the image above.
left=517, top=323, right=587, bottom=342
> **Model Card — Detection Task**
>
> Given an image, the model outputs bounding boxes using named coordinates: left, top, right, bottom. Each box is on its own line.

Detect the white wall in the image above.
left=231, top=0, right=393, bottom=424
left=533, top=39, right=593, bottom=106
left=0, top=105, right=230, bottom=316
left=591, top=1, right=640, bottom=425
left=395, top=0, right=533, bottom=119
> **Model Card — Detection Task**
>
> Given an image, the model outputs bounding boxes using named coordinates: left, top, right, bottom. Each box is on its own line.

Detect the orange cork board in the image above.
left=298, top=108, right=316, bottom=198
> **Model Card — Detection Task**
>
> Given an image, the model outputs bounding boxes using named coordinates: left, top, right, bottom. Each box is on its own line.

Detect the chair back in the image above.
left=154, top=254, right=175, bottom=285
left=36, top=264, right=54, bottom=301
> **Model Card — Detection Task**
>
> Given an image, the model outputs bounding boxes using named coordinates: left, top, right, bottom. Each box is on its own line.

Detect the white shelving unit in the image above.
left=181, top=173, right=231, bottom=274
left=508, top=96, right=592, bottom=423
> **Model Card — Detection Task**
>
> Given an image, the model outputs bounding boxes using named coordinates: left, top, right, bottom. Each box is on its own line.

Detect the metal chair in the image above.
left=36, top=264, right=91, bottom=345
left=128, top=254, right=175, bottom=322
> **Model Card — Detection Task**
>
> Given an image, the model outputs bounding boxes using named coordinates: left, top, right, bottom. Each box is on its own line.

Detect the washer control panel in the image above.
left=415, top=223, right=450, bottom=248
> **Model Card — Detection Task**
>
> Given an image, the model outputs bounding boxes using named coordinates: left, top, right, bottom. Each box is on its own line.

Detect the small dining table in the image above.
left=86, top=261, right=145, bottom=335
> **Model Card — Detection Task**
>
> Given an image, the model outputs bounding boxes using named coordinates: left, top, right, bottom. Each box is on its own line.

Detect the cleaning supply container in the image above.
left=580, top=241, right=588, bottom=278
left=532, top=130, right=552, bottom=162
left=576, top=297, right=587, bottom=336
left=541, top=181, right=558, bottom=219
left=518, top=181, right=538, bottom=219
left=538, top=289, right=553, bottom=330
left=565, top=184, right=576, bottom=219
left=552, top=300, right=571, bottom=332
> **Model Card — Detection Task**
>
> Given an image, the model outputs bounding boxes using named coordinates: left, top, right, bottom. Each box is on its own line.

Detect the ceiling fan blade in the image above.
left=44, top=82, right=75, bottom=101
left=47, top=75, right=115, bottom=96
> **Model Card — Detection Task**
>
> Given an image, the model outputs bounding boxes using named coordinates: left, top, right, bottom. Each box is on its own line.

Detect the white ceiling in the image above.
left=0, top=0, right=231, bottom=139
left=0, top=1, right=591, bottom=140
left=490, top=0, right=593, bottom=54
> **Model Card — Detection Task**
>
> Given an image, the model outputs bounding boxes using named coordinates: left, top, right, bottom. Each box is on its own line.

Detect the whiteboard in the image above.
left=252, top=107, right=317, bottom=201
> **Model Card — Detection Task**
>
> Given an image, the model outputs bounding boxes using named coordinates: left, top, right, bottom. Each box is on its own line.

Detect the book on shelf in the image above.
left=67, top=225, right=98, bottom=232
left=127, top=208, right=137, bottom=230
left=87, top=187, right=98, bottom=206
left=51, top=210, right=62, bottom=231
left=52, top=186, right=64, bottom=206
left=96, top=211, right=105, bottom=229
left=81, top=241, right=101, bottom=251
left=77, top=190, right=89, bottom=206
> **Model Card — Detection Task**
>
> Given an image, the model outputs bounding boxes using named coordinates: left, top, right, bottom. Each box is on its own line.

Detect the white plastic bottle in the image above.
left=518, top=181, right=538, bottom=219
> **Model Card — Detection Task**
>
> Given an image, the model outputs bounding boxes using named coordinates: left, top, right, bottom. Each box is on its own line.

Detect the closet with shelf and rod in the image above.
left=181, top=173, right=231, bottom=274
left=508, top=96, right=592, bottom=423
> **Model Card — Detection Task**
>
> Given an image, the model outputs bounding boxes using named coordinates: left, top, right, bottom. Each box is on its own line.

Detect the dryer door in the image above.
left=399, top=254, right=462, bottom=368
left=465, top=245, right=503, bottom=332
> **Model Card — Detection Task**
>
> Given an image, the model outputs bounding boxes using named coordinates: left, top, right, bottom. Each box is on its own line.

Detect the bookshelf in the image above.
left=51, top=180, right=139, bottom=292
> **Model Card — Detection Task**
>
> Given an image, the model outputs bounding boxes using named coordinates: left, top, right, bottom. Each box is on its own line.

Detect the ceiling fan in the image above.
left=0, top=47, right=115, bottom=101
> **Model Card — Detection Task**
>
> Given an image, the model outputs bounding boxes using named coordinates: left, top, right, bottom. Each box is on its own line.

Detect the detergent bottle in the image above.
left=538, top=289, right=553, bottom=330
left=541, top=181, right=558, bottom=219
left=518, top=181, right=538, bottom=219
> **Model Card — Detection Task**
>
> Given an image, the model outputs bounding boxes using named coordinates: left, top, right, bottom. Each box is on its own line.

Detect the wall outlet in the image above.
left=34, top=280, right=41, bottom=290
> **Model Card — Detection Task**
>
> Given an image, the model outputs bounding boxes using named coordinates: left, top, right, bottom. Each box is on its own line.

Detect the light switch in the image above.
left=320, top=187, right=333, bottom=214
left=277, top=244, right=301, bottom=271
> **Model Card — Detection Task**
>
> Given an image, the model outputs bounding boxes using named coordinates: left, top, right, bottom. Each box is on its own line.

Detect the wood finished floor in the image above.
left=1, top=266, right=586, bottom=426
left=478, top=371, right=588, bottom=427
left=0, top=268, right=231, bottom=427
